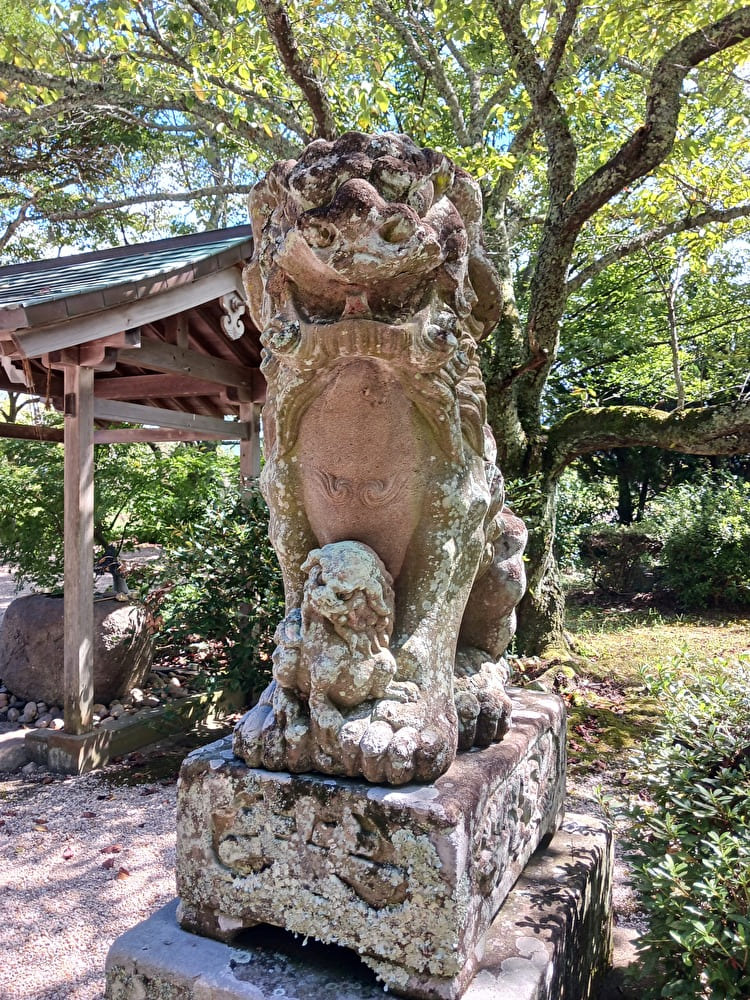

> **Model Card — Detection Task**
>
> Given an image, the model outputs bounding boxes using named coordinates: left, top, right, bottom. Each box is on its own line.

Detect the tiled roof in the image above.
left=0, top=226, right=254, bottom=326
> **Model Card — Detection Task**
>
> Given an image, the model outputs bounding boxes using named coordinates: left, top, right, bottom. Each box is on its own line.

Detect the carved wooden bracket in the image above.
left=220, top=292, right=247, bottom=340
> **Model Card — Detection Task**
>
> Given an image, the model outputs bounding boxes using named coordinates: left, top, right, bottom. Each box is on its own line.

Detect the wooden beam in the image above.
left=115, top=338, right=259, bottom=390
left=94, top=374, right=220, bottom=400
left=0, top=369, right=64, bottom=398
left=93, top=397, right=249, bottom=438
left=0, top=422, right=63, bottom=443
left=44, top=330, right=142, bottom=370
left=223, top=373, right=266, bottom=405
left=164, top=313, right=190, bottom=349
left=63, top=366, right=94, bottom=735
left=12, top=268, right=245, bottom=359
left=240, top=402, right=262, bottom=485
left=94, top=428, right=231, bottom=444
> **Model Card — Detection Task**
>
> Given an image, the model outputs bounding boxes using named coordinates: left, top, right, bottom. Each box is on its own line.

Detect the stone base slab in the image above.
left=175, top=688, right=566, bottom=999
left=24, top=689, right=240, bottom=774
left=106, top=813, right=613, bottom=1000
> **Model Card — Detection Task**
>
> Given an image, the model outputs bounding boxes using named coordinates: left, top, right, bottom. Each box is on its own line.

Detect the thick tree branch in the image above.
left=543, top=0, right=580, bottom=87
left=41, top=184, right=256, bottom=223
left=258, top=0, right=337, bottom=140
left=492, top=0, right=578, bottom=208
left=545, top=401, right=750, bottom=478
left=566, top=7, right=750, bottom=227
left=504, top=6, right=750, bottom=440
left=567, top=202, right=750, bottom=293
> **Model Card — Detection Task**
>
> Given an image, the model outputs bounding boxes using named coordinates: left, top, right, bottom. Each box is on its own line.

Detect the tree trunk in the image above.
left=511, top=477, right=567, bottom=655
left=615, top=449, right=634, bottom=525
left=516, top=557, right=566, bottom=656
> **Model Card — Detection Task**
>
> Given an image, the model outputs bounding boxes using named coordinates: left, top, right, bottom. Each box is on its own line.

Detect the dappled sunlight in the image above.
left=0, top=772, right=177, bottom=999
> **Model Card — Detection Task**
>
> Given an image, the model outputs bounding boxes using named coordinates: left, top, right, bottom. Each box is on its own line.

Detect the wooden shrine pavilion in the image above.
left=0, top=226, right=264, bottom=765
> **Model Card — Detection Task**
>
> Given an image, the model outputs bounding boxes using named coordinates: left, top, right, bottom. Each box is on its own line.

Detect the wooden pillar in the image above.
left=239, top=402, right=261, bottom=488
left=63, top=365, right=95, bottom=734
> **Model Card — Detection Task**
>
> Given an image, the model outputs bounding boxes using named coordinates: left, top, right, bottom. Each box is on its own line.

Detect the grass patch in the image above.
left=528, top=607, right=750, bottom=777
left=567, top=606, right=748, bottom=685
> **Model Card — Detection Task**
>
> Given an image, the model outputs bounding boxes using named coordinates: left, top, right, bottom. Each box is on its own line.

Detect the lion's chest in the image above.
left=297, top=359, right=425, bottom=578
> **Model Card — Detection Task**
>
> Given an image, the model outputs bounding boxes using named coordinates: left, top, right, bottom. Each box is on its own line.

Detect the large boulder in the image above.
left=0, top=595, right=153, bottom=705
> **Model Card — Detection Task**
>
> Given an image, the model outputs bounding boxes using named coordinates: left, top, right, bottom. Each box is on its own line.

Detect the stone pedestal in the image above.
left=105, top=814, right=613, bottom=1000
left=175, top=689, right=566, bottom=999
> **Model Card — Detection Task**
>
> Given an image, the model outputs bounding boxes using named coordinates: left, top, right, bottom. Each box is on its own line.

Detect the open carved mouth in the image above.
left=260, top=304, right=459, bottom=374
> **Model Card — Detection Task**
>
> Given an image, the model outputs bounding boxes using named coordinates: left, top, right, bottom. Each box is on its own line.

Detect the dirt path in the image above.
left=0, top=766, right=176, bottom=1000
left=0, top=568, right=32, bottom=625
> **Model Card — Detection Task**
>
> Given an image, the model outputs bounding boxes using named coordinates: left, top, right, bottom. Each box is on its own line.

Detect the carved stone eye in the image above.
left=303, top=221, right=336, bottom=249
left=379, top=215, right=416, bottom=244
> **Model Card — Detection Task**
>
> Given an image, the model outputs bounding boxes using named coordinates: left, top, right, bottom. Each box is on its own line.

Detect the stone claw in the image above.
left=454, top=649, right=512, bottom=751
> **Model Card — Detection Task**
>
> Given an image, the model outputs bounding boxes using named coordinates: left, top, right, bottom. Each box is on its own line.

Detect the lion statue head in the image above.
left=243, top=131, right=501, bottom=342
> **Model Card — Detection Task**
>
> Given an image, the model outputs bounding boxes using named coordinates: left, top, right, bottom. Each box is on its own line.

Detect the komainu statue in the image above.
left=234, top=132, right=527, bottom=785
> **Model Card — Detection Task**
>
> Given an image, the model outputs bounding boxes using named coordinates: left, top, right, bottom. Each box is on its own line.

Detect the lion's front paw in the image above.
left=454, top=648, right=512, bottom=750
left=335, top=695, right=457, bottom=784
left=233, top=684, right=314, bottom=773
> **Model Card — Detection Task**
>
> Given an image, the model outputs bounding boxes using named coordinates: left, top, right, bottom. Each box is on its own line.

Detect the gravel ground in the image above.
left=0, top=768, right=177, bottom=1000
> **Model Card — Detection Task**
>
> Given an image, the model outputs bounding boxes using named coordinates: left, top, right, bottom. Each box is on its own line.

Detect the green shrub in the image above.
left=144, top=482, right=284, bottom=699
left=654, top=477, right=750, bottom=609
left=578, top=523, right=662, bottom=593
left=0, top=433, right=240, bottom=590
left=554, top=467, right=619, bottom=570
left=624, top=654, right=750, bottom=999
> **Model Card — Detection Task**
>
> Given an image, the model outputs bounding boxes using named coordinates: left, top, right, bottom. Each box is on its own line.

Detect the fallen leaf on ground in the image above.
left=100, top=844, right=123, bottom=854
left=116, top=867, right=130, bottom=879
left=81, top=811, right=96, bottom=819
left=101, top=857, right=115, bottom=870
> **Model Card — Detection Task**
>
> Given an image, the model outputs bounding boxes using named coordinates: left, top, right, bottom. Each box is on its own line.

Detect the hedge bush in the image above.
left=578, top=523, right=662, bottom=594
left=624, top=654, right=750, bottom=999
left=143, top=482, right=284, bottom=700
left=655, top=478, right=750, bottom=609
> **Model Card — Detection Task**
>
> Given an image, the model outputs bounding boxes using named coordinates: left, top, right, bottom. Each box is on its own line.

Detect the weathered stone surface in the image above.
left=105, top=813, right=612, bottom=1000
left=0, top=730, right=29, bottom=771
left=178, top=688, right=565, bottom=999
left=234, top=132, right=528, bottom=784
left=0, top=594, right=153, bottom=705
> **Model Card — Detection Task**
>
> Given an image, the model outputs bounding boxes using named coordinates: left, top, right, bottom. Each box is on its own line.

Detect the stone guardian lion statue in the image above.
left=233, top=132, right=527, bottom=785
